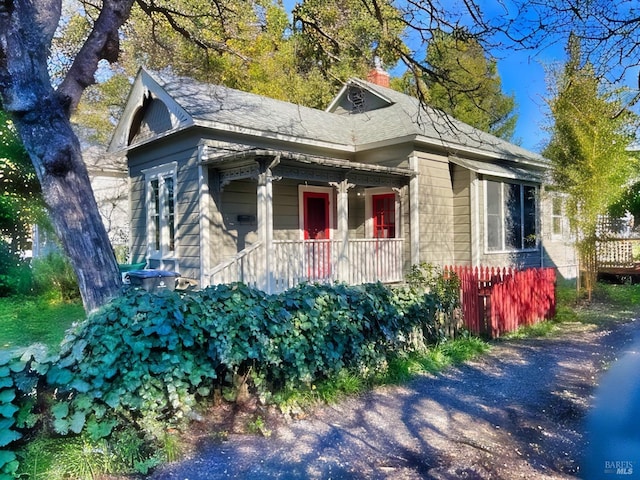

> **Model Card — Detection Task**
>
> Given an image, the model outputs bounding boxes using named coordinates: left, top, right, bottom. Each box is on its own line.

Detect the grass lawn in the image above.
left=502, top=280, right=640, bottom=340
left=0, top=296, right=85, bottom=351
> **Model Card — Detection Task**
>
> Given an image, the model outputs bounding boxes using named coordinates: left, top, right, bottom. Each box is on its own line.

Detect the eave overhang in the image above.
left=449, top=155, right=547, bottom=183
left=202, top=148, right=415, bottom=189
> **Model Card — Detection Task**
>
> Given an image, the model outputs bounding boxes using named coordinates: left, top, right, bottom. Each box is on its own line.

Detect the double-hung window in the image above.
left=551, top=195, right=565, bottom=239
left=486, top=180, right=537, bottom=251
left=144, top=163, right=177, bottom=260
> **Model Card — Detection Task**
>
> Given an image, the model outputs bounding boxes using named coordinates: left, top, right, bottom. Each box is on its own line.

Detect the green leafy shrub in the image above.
left=31, top=252, right=80, bottom=301
left=47, top=289, right=217, bottom=439
left=46, top=282, right=445, bottom=440
left=406, top=263, right=460, bottom=311
left=0, top=345, right=54, bottom=479
left=406, top=263, right=462, bottom=337
left=6, top=278, right=461, bottom=476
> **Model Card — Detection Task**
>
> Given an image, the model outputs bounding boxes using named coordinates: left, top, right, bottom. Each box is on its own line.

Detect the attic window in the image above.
left=347, top=86, right=366, bottom=113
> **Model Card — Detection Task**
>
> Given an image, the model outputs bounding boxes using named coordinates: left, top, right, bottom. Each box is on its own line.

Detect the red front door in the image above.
left=372, top=193, right=396, bottom=238
left=304, top=192, right=329, bottom=240
left=303, top=192, right=330, bottom=279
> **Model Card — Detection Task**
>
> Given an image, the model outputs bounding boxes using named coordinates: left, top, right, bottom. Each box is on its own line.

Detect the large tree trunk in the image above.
left=15, top=100, right=122, bottom=312
left=0, top=0, right=132, bottom=312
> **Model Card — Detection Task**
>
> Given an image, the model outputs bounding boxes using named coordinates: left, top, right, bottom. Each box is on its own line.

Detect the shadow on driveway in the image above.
left=149, top=320, right=639, bottom=479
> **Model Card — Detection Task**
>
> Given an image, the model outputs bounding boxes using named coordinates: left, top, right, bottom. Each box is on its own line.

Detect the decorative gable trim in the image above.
left=108, top=69, right=193, bottom=152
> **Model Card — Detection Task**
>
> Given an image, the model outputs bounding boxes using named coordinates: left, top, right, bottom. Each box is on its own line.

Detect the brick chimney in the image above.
left=367, top=58, right=390, bottom=88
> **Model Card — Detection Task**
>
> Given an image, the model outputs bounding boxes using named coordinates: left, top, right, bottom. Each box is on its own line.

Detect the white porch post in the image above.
left=470, top=172, right=481, bottom=267
left=409, top=155, right=420, bottom=265
left=198, top=163, right=211, bottom=287
left=331, top=180, right=355, bottom=283
left=257, top=157, right=279, bottom=293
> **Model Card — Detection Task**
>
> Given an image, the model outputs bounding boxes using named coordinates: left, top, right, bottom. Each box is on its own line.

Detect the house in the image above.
left=83, top=144, right=129, bottom=260
left=108, top=67, right=577, bottom=293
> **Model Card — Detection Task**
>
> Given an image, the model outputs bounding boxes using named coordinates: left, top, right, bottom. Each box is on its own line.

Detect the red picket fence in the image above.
left=444, top=266, right=556, bottom=338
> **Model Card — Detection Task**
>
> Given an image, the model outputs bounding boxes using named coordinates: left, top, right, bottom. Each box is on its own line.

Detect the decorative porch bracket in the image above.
left=257, top=155, right=281, bottom=293
left=330, top=179, right=355, bottom=283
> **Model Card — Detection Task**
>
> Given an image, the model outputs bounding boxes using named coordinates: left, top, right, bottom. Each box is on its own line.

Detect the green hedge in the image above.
left=49, top=282, right=443, bottom=435
left=1, top=279, right=458, bottom=475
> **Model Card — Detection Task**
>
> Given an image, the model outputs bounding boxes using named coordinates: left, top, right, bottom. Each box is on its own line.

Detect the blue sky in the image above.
left=500, top=48, right=640, bottom=153
left=496, top=49, right=559, bottom=153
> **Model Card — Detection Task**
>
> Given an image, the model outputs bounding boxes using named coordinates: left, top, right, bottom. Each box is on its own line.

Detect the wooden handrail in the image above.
left=209, top=241, right=263, bottom=283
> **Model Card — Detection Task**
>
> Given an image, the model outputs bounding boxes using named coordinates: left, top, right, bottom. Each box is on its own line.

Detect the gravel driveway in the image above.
left=149, top=318, right=640, bottom=480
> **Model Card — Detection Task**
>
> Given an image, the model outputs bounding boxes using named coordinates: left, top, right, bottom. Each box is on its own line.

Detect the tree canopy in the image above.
left=422, top=30, right=517, bottom=141
left=512, top=0, right=640, bottom=82
left=0, top=111, right=46, bottom=252
left=74, top=1, right=521, bottom=145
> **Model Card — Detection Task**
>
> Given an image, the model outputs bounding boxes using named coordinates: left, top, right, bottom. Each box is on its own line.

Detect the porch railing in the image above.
left=272, top=239, right=404, bottom=290
left=210, top=238, right=404, bottom=292
left=597, top=238, right=640, bottom=268
left=209, top=241, right=263, bottom=289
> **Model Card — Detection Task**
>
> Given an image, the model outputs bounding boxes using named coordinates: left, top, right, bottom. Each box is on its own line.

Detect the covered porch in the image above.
left=201, top=149, right=416, bottom=293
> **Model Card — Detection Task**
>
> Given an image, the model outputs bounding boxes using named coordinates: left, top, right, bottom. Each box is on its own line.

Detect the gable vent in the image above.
left=347, top=86, right=366, bottom=113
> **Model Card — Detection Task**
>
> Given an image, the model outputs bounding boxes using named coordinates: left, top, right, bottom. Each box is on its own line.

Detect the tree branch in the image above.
left=134, top=0, right=250, bottom=63
left=57, top=0, right=135, bottom=115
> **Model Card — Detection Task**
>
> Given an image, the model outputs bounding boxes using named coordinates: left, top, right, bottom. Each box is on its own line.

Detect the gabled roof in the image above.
left=110, top=68, right=547, bottom=171
left=330, top=78, right=547, bottom=167
left=109, top=69, right=355, bottom=152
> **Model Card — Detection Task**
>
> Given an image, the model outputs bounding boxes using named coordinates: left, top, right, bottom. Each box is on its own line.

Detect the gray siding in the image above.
left=415, top=152, right=455, bottom=265
left=218, top=179, right=258, bottom=260
left=399, top=185, right=412, bottom=275
left=128, top=133, right=202, bottom=280
left=349, top=194, right=366, bottom=238
left=539, top=188, right=578, bottom=280
left=451, top=165, right=472, bottom=265
left=273, top=181, right=302, bottom=237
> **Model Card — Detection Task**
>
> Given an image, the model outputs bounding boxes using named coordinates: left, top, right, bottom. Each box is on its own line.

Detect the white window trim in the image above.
left=364, top=187, right=400, bottom=239
left=298, top=185, right=335, bottom=240
left=143, top=162, right=178, bottom=264
left=550, top=193, right=568, bottom=241
left=483, top=178, right=539, bottom=254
